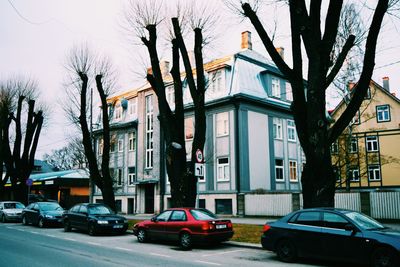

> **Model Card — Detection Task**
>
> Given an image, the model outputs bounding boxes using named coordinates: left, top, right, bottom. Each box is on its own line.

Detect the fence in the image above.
left=244, top=191, right=400, bottom=220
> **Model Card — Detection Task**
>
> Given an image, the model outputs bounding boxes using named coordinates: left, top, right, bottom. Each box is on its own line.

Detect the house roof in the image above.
left=29, top=169, right=89, bottom=182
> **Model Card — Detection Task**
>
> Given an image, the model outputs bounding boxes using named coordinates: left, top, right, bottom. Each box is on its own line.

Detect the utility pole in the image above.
left=89, top=88, right=94, bottom=203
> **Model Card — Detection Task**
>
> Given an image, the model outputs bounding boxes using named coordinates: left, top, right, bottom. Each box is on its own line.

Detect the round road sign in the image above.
left=195, top=149, right=203, bottom=163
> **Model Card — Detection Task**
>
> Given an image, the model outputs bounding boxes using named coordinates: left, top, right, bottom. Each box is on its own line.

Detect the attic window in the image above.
left=210, top=71, right=222, bottom=93
left=115, top=103, right=122, bottom=120
left=271, top=78, right=280, bottom=98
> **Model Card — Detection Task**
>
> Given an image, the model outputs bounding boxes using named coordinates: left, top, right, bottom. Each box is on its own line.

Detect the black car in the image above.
left=261, top=208, right=400, bottom=267
left=22, top=202, right=64, bottom=227
left=62, top=203, right=128, bottom=235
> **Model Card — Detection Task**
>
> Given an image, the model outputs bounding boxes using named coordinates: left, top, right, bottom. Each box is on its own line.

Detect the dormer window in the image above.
left=210, top=70, right=222, bottom=94
left=285, top=81, right=293, bottom=101
left=115, top=103, right=122, bottom=121
left=271, top=77, right=280, bottom=98
left=129, top=98, right=137, bottom=117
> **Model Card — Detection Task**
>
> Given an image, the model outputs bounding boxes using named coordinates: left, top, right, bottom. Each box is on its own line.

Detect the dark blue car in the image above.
left=261, top=208, right=400, bottom=267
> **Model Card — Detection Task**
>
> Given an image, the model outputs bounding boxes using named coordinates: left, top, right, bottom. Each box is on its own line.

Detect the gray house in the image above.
left=94, top=31, right=304, bottom=215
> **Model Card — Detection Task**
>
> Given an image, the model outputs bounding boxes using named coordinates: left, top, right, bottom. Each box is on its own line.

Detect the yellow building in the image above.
left=330, top=77, right=400, bottom=189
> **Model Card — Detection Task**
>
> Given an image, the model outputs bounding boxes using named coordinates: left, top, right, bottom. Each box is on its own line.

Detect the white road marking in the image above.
left=150, top=253, right=171, bottom=258
left=115, top=247, right=132, bottom=252
left=30, top=231, right=40, bottom=234
left=87, top=241, right=101, bottom=246
left=195, top=260, right=221, bottom=266
left=63, top=237, right=76, bottom=241
left=46, top=234, right=57, bottom=238
left=202, top=249, right=245, bottom=257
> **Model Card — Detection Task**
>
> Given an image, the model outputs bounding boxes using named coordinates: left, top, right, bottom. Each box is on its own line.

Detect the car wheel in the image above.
left=64, top=220, right=71, bottom=232
left=276, top=239, right=297, bottom=263
left=179, top=232, right=192, bottom=250
left=137, top=229, right=147, bottom=243
left=88, top=223, right=96, bottom=236
left=372, top=247, right=399, bottom=267
left=38, top=218, right=45, bottom=228
left=1, top=215, right=6, bottom=223
left=22, top=215, right=28, bottom=225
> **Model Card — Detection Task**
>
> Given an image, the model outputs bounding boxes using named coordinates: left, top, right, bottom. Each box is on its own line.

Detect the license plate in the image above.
left=216, top=224, right=227, bottom=229
left=113, top=225, right=123, bottom=229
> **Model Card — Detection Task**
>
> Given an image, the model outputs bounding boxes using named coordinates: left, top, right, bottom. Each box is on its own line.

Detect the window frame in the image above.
left=348, top=167, right=360, bottom=182
left=128, top=167, right=136, bottom=186
left=349, top=137, right=358, bottom=153
left=289, top=160, right=298, bottom=182
left=275, top=159, right=285, bottom=182
left=216, top=112, right=229, bottom=137
left=116, top=169, right=123, bottom=186
left=145, top=95, right=154, bottom=169
left=376, top=105, right=391, bottom=123
left=273, top=118, right=283, bottom=140
left=118, top=139, right=123, bottom=153
left=217, top=157, right=230, bottom=182
left=368, top=165, right=381, bottom=181
left=128, top=132, right=136, bottom=151
left=271, top=77, right=281, bottom=98
left=366, top=136, right=379, bottom=152
left=287, top=119, right=296, bottom=142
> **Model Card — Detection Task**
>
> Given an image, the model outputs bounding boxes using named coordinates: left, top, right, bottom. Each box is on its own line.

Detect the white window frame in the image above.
left=217, top=157, right=230, bottom=182
left=368, top=165, right=381, bottom=181
left=285, top=81, right=293, bottom=101
left=351, top=110, right=361, bottom=125
left=128, top=167, right=136, bottom=186
left=376, top=105, right=390, bottom=122
left=118, top=139, right=123, bottom=152
left=349, top=138, right=358, bottom=153
left=110, top=135, right=116, bottom=153
left=145, top=95, right=154, bottom=169
left=271, top=77, right=280, bottom=98
left=216, top=112, right=229, bottom=137
left=289, top=160, right=298, bottom=182
left=348, top=168, right=360, bottom=182
left=366, top=136, right=379, bottom=152
left=275, top=159, right=284, bottom=182
left=287, top=120, right=296, bottom=142
left=129, top=98, right=137, bottom=117
left=331, top=141, right=339, bottom=154
left=128, top=132, right=136, bottom=151
left=115, top=103, right=122, bottom=121
left=211, top=70, right=222, bottom=93
left=116, top=169, right=123, bottom=186
left=273, top=118, right=283, bottom=140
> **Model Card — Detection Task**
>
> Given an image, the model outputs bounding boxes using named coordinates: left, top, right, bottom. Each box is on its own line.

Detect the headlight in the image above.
left=97, top=220, right=109, bottom=224
left=45, top=214, right=54, bottom=219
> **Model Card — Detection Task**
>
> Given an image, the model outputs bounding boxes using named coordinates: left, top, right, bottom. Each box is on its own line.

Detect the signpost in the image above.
left=26, top=179, right=33, bottom=204
left=195, top=149, right=204, bottom=208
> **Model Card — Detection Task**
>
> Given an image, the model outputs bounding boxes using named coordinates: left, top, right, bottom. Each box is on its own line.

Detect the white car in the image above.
left=0, top=201, right=25, bottom=222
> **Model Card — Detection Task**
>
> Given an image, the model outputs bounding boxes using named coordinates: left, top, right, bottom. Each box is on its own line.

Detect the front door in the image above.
left=144, top=185, right=154, bottom=214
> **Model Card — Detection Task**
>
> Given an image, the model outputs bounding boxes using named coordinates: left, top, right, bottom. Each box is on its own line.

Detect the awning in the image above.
left=134, top=179, right=158, bottom=185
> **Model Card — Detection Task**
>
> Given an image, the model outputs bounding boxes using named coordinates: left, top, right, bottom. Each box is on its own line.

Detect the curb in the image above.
left=225, top=241, right=263, bottom=250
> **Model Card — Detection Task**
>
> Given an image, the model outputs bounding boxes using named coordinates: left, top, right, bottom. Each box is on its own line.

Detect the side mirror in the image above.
left=151, top=217, right=157, bottom=222
left=344, top=223, right=357, bottom=232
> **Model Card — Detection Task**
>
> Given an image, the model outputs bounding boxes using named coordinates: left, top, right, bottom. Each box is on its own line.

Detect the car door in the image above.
left=165, top=210, right=188, bottom=241
left=31, top=204, right=40, bottom=225
left=289, top=211, right=323, bottom=258
left=67, top=205, right=81, bottom=228
left=147, top=210, right=172, bottom=240
left=76, top=205, right=89, bottom=230
left=320, top=211, right=366, bottom=262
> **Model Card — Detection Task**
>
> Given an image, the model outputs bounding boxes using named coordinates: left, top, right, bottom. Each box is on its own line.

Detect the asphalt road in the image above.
left=0, top=223, right=347, bottom=267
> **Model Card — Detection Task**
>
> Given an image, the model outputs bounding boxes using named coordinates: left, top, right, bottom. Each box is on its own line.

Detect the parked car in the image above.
left=0, top=201, right=25, bottom=222
left=62, top=203, right=128, bottom=236
left=132, top=208, right=234, bottom=249
left=261, top=208, right=400, bottom=267
left=22, top=202, right=64, bottom=227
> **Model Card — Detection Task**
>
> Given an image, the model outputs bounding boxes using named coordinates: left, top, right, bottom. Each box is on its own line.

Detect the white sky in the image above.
left=1, top=0, right=399, bottom=158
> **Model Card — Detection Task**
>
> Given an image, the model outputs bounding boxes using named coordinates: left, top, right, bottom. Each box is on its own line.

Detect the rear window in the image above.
left=294, top=211, right=321, bottom=226
left=38, top=202, right=62, bottom=211
left=4, top=202, right=25, bottom=209
left=89, top=205, right=113, bottom=215
left=190, top=209, right=218, bottom=220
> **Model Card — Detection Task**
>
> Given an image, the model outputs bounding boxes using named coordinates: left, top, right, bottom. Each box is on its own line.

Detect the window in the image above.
left=166, top=86, right=175, bottom=108
left=289, top=160, right=298, bottom=182
left=215, top=199, right=233, bottom=215
left=169, top=210, right=187, bottom=221
left=156, top=210, right=172, bottom=221
left=365, top=87, right=371, bottom=99
left=376, top=105, right=390, bottom=122
left=128, top=167, right=136, bottom=185
left=273, top=118, right=283, bottom=140
left=349, top=138, right=358, bottom=153
left=79, top=205, right=88, bottom=214
left=333, top=166, right=341, bottom=182
left=210, top=70, right=222, bottom=93
left=351, top=111, right=361, bottom=125
left=331, top=141, right=339, bottom=155
left=366, top=136, right=379, bottom=152
left=348, top=167, right=360, bottom=182
left=287, top=120, right=296, bottom=142
left=271, top=77, right=280, bottom=97
left=145, top=95, right=154, bottom=168
left=110, top=135, right=116, bottom=153
left=275, top=159, right=284, bottom=181
left=216, top=112, right=229, bottom=137
left=116, top=169, right=123, bottom=186
left=129, top=98, right=137, bottom=117
left=115, top=103, right=122, bottom=120
left=285, top=81, right=293, bottom=101
left=322, top=212, right=349, bottom=229
left=217, top=157, right=230, bottom=181
left=118, top=139, right=123, bottom=152
left=98, top=138, right=103, bottom=155
left=368, top=165, right=381, bottom=181
left=185, top=117, right=194, bottom=140
left=128, top=132, right=136, bottom=151
left=295, top=211, right=321, bottom=226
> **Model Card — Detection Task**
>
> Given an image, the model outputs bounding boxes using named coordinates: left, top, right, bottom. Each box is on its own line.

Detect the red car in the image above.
left=132, top=208, right=234, bottom=249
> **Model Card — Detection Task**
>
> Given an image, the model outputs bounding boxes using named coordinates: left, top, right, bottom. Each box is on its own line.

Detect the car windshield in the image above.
left=39, top=203, right=62, bottom=211
left=4, top=202, right=25, bottom=209
left=89, top=205, right=113, bottom=215
left=190, top=209, right=218, bottom=220
left=345, top=211, right=385, bottom=230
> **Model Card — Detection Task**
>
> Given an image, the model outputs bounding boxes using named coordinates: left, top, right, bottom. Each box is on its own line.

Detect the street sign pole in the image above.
left=195, top=149, right=204, bottom=208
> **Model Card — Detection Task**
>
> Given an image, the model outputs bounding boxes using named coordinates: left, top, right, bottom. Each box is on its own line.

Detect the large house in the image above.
left=93, top=31, right=304, bottom=215
left=330, top=77, right=400, bottom=190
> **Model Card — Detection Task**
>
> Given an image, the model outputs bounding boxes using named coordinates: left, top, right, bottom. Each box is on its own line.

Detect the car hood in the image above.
left=43, top=210, right=64, bottom=216
left=372, top=228, right=400, bottom=238
left=3, top=208, right=23, bottom=213
left=92, top=215, right=126, bottom=220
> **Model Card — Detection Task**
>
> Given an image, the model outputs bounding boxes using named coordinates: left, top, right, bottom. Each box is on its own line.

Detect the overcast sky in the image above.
left=1, top=0, right=399, bottom=159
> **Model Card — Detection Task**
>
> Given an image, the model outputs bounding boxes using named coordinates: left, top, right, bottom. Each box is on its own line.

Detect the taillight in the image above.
left=201, top=222, right=215, bottom=231
left=227, top=222, right=233, bottom=229
left=263, top=224, right=271, bottom=233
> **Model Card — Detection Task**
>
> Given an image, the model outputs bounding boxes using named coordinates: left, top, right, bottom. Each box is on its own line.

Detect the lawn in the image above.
left=128, top=219, right=264, bottom=244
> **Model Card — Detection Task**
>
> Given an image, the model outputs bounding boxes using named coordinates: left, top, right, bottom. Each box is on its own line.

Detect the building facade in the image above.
left=94, top=31, right=304, bottom=215
left=331, top=78, right=400, bottom=190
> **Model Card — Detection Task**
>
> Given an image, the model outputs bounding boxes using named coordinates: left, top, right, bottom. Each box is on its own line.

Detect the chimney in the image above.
left=276, top=47, right=284, bottom=60
left=382, top=77, right=390, bottom=92
left=160, top=60, right=170, bottom=77
left=241, top=31, right=252, bottom=50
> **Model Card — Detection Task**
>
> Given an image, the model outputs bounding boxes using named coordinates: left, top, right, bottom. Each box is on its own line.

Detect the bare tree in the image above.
left=43, top=136, right=86, bottom=170
left=64, top=46, right=117, bottom=211
left=0, top=78, right=44, bottom=202
left=125, top=0, right=217, bottom=207
left=233, top=0, right=392, bottom=207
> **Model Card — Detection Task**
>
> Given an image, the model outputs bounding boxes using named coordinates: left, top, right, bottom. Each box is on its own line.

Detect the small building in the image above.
left=330, top=78, right=400, bottom=189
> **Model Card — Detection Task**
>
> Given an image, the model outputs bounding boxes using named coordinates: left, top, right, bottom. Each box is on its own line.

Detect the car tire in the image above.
left=137, top=229, right=147, bottom=243
left=276, top=239, right=297, bottom=263
left=38, top=218, right=45, bottom=228
left=64, top=220, right=71, bottom=232
left=88, top=223, right=96, bottom=236
left=372, top=247, right=399, bottom=267
left=1, top=215, right=6, bottom=223
left=179, top=232, right=192, bottom=250
left=22, top=215, right=28, bottom=225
